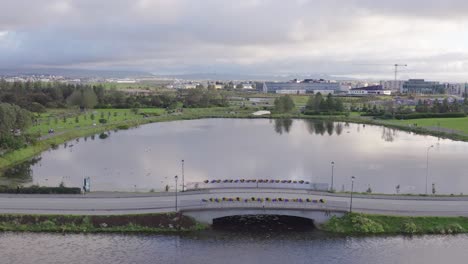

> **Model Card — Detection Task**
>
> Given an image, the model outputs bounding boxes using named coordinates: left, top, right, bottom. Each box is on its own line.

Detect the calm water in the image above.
left=2, top=232, right=468, bottom=264
left=3, top=118, right=468, bottom=194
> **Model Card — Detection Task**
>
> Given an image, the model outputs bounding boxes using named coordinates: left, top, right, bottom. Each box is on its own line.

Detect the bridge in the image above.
left=2, top=188, right=468, bottom=221
left=181, top=198, right=348, bottom=226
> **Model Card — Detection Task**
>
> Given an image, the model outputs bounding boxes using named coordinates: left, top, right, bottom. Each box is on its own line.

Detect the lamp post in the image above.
left=426, top=145, right=434, bottom=195
left=174, top=175, right=178, bottom=212
left=350, top=176, right=355, bottom=213
left=331, top=161, right=335, bottom=192
left=181, top=159, right=185, bottom=192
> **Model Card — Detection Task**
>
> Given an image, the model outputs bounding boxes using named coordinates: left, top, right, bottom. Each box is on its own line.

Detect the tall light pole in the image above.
left=181, top=159, right=185, bottom=192
left=330, top=161, right=335, bottom=192
left=350, top=176, right=355, bottom=213
left=426, top=145, right=434, bottom=195
left=174, top=175, right=178, bottom=212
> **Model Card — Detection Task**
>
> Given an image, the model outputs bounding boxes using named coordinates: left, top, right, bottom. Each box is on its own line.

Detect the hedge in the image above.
left=394, top=112, right=466, bottom=120
left=0, top=186, right=81, bottom=194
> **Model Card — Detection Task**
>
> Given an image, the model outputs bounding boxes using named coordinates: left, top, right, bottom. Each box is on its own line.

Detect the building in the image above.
left=445, top=83, right=467, bottom=96
left=380, top=80, right=405, bottom=93
left=262, top=79, right=340, bottom=94
left=348, top=85, right=392, bottom=96
left=402, top=79, right=445, bottom=94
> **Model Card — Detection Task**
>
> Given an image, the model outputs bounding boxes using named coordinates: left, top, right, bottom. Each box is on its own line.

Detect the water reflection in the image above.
left=274, top=119, right=293, bottom=134
left=381, top=127, right=398, bottom=142
left=2, top=232, right=468, bottom=264
left=2, top=119, right=467, bottom=194
left=1, top=157, right=41, bottom=185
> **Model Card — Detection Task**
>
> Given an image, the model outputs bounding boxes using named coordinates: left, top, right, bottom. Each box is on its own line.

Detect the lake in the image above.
left=2, top=118, right=468, bottom=194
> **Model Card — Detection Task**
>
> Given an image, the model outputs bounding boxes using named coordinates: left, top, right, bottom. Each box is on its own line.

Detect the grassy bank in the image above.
left=0, top=213, right=206, bottom=233
left=323, top=213, right=468, bottom=235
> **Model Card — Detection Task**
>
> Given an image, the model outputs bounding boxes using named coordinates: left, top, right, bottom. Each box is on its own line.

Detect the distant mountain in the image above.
left=155, top=72, right=355, bottom=81
left=0, top=68, right=153, bottom=78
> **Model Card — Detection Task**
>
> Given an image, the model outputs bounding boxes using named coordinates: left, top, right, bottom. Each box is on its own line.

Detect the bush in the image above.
left=98, top=118, right=107, bottom=124
left=27, top=102, right=47, bottom=113
left=394, top=112, right=466, bottom=120
left=402, top=221, right=419, bottom=234
left=303, top=111, right=347, bottom=116
left=99, top=133, right=108, bottom=139
left=350, top=214, right=385, bottom=233
left=0, top=186, right=81, bottom=194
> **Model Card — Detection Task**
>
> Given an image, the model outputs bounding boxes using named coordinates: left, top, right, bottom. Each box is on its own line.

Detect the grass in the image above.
left=384, top=117, right=468, bottom=135
left=29, top=108, right=165, bottom=136
left=0, top=212, right=206, bottom=233
left=323, top=213, right=468, bottom=235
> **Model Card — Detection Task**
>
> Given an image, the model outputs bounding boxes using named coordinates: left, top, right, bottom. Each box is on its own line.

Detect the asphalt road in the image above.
left=1, top=188, right=468, bottom=216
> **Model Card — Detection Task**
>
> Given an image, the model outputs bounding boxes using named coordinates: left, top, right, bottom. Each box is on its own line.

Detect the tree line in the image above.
left=0, top=80, right=229, bottom=112
left=305, top=93, right=345, bottom=113
left=415, top=98, right=468, bottom=113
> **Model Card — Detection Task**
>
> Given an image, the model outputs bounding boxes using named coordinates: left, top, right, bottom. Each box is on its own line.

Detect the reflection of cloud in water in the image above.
left=11, top=119, right=468, bottom=194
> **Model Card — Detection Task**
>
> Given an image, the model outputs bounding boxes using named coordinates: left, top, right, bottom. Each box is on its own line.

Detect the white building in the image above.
left=380, top=80, right=405, bottom=93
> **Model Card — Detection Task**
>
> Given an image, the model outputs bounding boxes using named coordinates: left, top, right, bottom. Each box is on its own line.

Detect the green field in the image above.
left=385, top=117, right=468, bottom=135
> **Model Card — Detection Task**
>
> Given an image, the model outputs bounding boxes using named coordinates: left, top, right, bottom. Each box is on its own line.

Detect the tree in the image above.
left=66, top=88, right=98, bottom=109
left=305, top=93, right=323, bottom=112
left=0, top=103, right=32, bottom=150
left=274, top=95, right=295, bottom=113
left=0, top=103, right=31, bottom=134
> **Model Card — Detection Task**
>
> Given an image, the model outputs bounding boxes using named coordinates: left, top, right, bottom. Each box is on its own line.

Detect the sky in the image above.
left=1, top=0, right=468, bottom=81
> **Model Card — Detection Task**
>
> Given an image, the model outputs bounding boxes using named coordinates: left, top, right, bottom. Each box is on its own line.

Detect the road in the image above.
left=1, top=188, right=468, bottom=216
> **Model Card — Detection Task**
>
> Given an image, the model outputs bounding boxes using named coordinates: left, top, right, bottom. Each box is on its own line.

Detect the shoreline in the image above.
left=323, top=213, right=468, bottom=235
left=0, top=210, right=468, bottom=237
left=0, top=212, right=207, bottom=234
left=1, top=108, right=467, bottom=174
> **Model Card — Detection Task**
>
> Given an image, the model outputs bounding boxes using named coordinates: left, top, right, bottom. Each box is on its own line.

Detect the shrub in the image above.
left=350, top=214, right=385, bottom=233
left=394, top=112, right=466, bottom=120
left=402, top=221, right=419, bottom=234
left=99, top=133, right=108, bottom=139
left=0, top=186, right=81, bottom=194
left=98, top=118, right=107, bottom=124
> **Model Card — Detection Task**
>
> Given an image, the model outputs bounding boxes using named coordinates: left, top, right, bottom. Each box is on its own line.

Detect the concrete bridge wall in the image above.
left=183, top=208, right=346, bottom=227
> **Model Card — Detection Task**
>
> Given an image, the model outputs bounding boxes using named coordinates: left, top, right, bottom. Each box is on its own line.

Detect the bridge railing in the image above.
left=192, top=200, right=347, bottom=211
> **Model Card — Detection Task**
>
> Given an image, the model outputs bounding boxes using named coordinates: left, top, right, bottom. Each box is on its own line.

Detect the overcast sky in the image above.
left=1, top=0, right=468, bottom=81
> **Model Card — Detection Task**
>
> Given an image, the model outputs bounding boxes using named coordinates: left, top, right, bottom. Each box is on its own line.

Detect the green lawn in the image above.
left=385, top=117, right=468, bottom=135
left=29, top=108, right=165, bottom=136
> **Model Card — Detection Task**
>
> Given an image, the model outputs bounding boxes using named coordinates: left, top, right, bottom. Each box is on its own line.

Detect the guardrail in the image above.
left=187, top=181, right=329, bottom=191
left=189, top=198, right=347, bottom=211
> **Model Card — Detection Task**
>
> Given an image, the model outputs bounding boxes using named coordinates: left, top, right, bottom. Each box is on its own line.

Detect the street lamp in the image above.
left=181, top=159, right=185, bottom=192
left=174, top=175, right=178, bottom=212
left=350, top=176, right=355, bottom=213
left=426, top=145, right=434, bottom=195
left=330, top=161, right=335, bottom=192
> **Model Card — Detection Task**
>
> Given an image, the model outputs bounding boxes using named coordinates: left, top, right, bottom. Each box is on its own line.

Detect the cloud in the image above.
left=0, top=0, right=468, bottom=80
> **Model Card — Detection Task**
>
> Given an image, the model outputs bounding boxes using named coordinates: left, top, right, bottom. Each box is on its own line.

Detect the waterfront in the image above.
left=3, top=119, right=468, bottom=194
left=2, top=231, right=468, bottom=264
